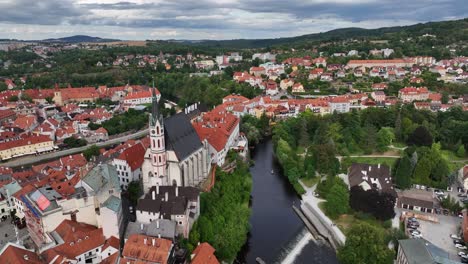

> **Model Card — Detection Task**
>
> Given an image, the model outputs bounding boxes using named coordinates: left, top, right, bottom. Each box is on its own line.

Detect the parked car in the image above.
left=434, top=189, right=445, bottom=196
left=459, top=252, right=468, bottom=258
left=407, top=221, right=420, bottom=227
left=456, top=244, right=467, bottom=250
left=451, top=234, right=462, bottom=240
left=412, top=233, right=423, bottom=239
left=454, top=240, right=465, bottom=245
left=458, top=193, right=468, bottom=198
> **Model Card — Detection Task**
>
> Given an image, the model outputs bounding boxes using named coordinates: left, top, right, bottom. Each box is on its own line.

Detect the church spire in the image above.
left=150, top=80, right=162, bottom=125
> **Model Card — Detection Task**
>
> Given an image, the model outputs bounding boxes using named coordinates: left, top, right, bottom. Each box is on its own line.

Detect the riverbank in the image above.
left=298, top=180, right=346, bottom=248
left=237, top=139, right=338, bottom=264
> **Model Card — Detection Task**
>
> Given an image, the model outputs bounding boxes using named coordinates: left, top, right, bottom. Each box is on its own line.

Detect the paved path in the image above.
left=1, top=129, right=149, bottom=168
left=299, top=180, right=346, bottom=245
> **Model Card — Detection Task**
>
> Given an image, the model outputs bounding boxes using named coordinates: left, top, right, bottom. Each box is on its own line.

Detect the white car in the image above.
left=434, top=190, right=445, bottom=196
left=456, top=244, right=468, bottom=250
left=412, top=233, right=423, bottom=239
left=451, top=234, right=462, bottom=240
left=411, top=230, right=421, bottom=236
left=459, top=252, right=468, bottom=258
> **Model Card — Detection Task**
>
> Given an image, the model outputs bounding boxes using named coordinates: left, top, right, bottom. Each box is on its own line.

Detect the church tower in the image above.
left=149, top=88, right=167, bottom=184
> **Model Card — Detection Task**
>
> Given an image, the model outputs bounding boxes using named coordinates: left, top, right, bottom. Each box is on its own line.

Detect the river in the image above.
left=236, top=139, right=339, bottom=264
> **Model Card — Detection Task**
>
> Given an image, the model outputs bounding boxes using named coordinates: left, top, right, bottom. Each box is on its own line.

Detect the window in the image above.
left=157, top=126, right=160, bottom=134
left=159, top=156, right=162, bottom=163
left=157, top=139, right=160, bottom=148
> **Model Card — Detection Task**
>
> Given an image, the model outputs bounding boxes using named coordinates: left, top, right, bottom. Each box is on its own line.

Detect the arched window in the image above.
left=153, top=156, right=157, bottom=163
left=157, top=126, right=160, bottom=134
left=159, top=156, right=162, bottom=163
left=172, top=179, right=177, bottom=186
left=148, top=172, right=153, bottom=178
left=152, top=140, right=155, bottom=148
left=157, top=139, right=160, bottom=148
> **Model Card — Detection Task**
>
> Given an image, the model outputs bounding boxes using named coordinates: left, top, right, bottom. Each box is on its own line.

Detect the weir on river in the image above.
left=236, top=139, right=339, bottom=264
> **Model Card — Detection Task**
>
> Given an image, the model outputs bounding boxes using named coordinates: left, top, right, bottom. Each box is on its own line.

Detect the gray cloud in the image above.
left=0, top=0, right=465, bottom=40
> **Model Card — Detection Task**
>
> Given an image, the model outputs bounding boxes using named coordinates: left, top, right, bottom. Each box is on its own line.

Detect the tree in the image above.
left=456, top=145, right=466, bottom=158
left=83, top=145, right=100, bottom=161
left=407, top=126, right=433, bottom=147
left=395, top=156, right=412, bottom=189
left=21, top=93, right=33, bottom=103
left=127, top=181, right=142, bottom=204
left=361, top=124, right=377, bottom=154
left=45, top=96, right=54, bottom=104
left=349, top=186, right=396, bottom=221
left=376, top=127, right=395, bottom=152
left=413, top=156, right=432, bottom=186
left=325, top=179, right=349, bottom=219
left=63, top=137, right=87, bottom=148
left=8, top=95, right=18, bottom=102
left=338, top=222, right=393, bottom=264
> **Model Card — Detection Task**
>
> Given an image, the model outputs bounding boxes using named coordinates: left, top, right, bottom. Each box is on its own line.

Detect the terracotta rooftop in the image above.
left=121, top=234, right=173, bottom=264
left=191, top=242, right=220, bottom=264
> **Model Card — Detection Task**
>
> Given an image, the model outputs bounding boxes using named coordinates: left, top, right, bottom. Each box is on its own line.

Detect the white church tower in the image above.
left=142, top=88, right=167, bottom=192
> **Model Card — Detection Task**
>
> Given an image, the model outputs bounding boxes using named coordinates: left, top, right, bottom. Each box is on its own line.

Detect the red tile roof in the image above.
left=0, top=243, right=42, bottom=264
left=116, top=143, right=145, bottom=171
left=121, top=234, right=173, bottom=264
left=191, top=242, right=219, bottom=264
left=0, top=134, right=52, bottom=151
left=42, top=220, right=106, bottom=262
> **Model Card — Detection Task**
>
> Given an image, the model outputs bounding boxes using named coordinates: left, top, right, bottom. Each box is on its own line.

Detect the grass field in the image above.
left=345, top=157, right=399, bottom=170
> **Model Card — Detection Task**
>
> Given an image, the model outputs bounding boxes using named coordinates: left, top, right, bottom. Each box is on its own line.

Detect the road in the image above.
left=1, top=129, right=149, bottom=168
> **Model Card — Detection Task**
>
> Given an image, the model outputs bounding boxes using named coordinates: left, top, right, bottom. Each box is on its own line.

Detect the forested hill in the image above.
left=42, top=35, right=120, bottom=43
left=186, top=18, right=468, bottom=49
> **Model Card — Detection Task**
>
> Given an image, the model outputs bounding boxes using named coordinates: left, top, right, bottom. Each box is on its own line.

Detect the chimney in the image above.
left=144, top=238, right=147, bottom=245
left=369, top=166, right=372, bottom=172
left=165, top=192, right=168, bottom=202
left=140, top=223, right=144, bottom=231
left=158, top=234, right=161, bottom=239
left=156, top=185, right=159, bottom=194
left=152, top=190, right=156, bottom=200
left=156, top=220, right=159, bottom=229
left=152, top=238, right=155, bottom=246
left=72, top=227, right=75, bottom=232
left=175, top=186, right=178, bottom=197
left=378, top=163, right=381, bottom=169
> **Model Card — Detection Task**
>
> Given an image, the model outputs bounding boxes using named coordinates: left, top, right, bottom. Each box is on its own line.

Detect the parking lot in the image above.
left=419, top=214, right=462, bottom=256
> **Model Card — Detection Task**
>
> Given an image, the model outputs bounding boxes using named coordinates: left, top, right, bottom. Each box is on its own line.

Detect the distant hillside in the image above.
left=188, top=18, right=468, bottom=49
left=42, top=35, right=120, bottom=43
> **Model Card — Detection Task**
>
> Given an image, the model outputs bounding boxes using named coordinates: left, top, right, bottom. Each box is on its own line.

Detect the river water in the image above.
left=236, top=138, right=339, bottom=264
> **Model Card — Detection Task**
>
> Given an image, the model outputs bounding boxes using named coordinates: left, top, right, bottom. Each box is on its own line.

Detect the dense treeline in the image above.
left=187, top=161, right=252, bottom=262
left=89, top=109, right=148, bottom=135
left=272, top=105, right=468, bottom=194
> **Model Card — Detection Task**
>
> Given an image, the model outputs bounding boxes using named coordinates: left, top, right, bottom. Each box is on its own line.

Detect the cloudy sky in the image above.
left=0, top=0, right=466, bottom=40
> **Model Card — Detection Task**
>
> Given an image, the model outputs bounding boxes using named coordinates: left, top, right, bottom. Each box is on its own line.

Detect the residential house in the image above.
left=291, top=83, right=305, bottom=93
left=398, top=87, right=429, bottom=102
left=191, top=242, right=220, bottom=264
left=371, top=91, right=386, bottom=102
left=397, top=189, right=436, bottom=213
left=280, top=79, right=294, bottom=90
left=121, top=234, right=174, bottom=264
left=250, top=66, right=266, bottom=77
left=113, top=142, right=145, bottom=190
left=329, top=96, right=350, bottom=113
left=396, top=239, right=455, bottom=264
left=348, top=163, right=394, bottom=195
left=136, top=185, right=200, bottom=238
left=372, top=83, right=388, bottom=90
left=0, top=243, right=42, bottom=264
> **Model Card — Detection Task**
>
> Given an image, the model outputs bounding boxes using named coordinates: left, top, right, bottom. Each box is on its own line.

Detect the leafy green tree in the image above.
left=127, top=181, right=142, bottom=204
left=456, top=145, right=466, bottom=158
left=83, top=145, right=100, bottom=161
left=8, top=95, right=18, bottom=102
left=361, top=124, right=377, bottom=154
left=338, top=223, right=393, bottom=264
left=413, top=156, right=432, bottom=186
left=325, top=178, right=349, bottom=219
left=395, top=156, right=412, bottom=189
left=63, top=137, right=87, bottom=148
left=407, top=126, right=433, bottom=147
left=376, top=127, right=395, bottom=152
